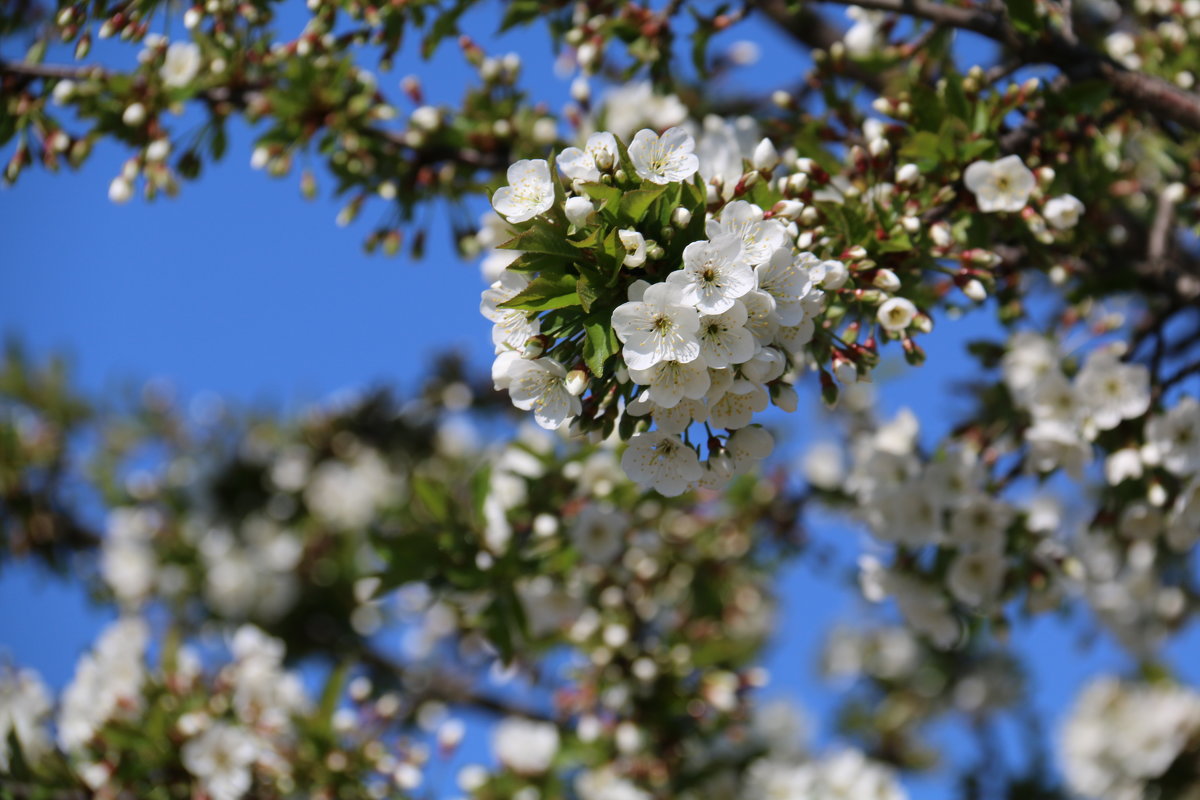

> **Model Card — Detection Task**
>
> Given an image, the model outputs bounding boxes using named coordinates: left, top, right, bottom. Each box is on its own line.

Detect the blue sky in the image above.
left=1, top=2, right=1192, bottom=796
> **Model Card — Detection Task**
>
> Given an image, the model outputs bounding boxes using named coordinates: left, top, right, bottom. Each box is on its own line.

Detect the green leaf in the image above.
left=1007, top=0, right=1040, bottom=35
left=579, top=181, right=623, bottom=211
left=421, top=0, right=469, bottom=58
left=876, top=231, right=914, bottom=253
left=577, top=279, right=601, bottom=313
left=899, top=131, right=942, bottom=172
left=504, top=252, right=567, bottom=276
left=498, top=272, right=580, bottom=311
left=619, top=183, right=668, bottom=223
left=582, top=313, right=619, bottom=375
left=942, top=73, right=970, bottom=122
left=498, top=0, right=543, bottom=31
left=412, top=474, right=449, bottom=522
left=498, top=224, right=580, bottom=258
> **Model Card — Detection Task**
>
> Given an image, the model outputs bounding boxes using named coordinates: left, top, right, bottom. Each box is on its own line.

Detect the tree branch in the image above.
left=786, top=0, right=1200, bottom=131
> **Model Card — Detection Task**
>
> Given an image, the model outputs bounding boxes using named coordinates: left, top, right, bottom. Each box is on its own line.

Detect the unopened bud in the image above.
left=671, top=207, right=692, bottom=228
left=868, top=137, right=890, bottom=157
left=895, top=163, right=920, bottom=185
left=772, top=199, right=805, bottom=220
left=122, top=102, right=146, bottom=127
left=962, top=278, right=987, bottom=302
left=900, top=215, right=920, bottom=234
left=565, top=369, right=589, bottom=396
left=522, top=338, right=545, bottom=358
left=872, top=268, right=901, bottom=292
left=1035, top=166, right=1055, bottom=188
left=752, top=138, right=780, bottom=173
left=772, top=384, right=799, bottom=412
left=845, top=245, right=868, bottom=260
left=786, top=173, right=809, bottom=194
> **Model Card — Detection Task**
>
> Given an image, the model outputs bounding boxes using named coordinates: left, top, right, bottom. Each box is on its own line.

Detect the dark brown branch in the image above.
left=752, top=1, right=887, bottom=93
left=797, top=0, right=1200, bottom=131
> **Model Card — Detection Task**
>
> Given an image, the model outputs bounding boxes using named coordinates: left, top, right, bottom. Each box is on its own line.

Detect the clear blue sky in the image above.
left=1, top=3, right=1192, bottom=796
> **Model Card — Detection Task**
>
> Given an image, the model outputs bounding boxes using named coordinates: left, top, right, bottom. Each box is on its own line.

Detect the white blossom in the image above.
left=706, top=201, right=789, bottom=266
left=755, top=249, right=817, bottom=326
left=492, top=159, right=555, bottom=223
left=696, top=301, right=757, bottom=368
left=493, top=717, right=560, bottom=774
left=1074, top=349, right=1151, bottom=431
left=481, top=270, right=541, bottom=352
left=0, top=667, right=52, bottom=772
left=558, top=131, right=618, bottom=183
left=621, top=431, right=703, bottom=496
left=666, top=236, right=754, bottom=314
left=876, top=297, right=918, bottom=332
left=629, top=359, right=711, bottom=408
left=507, top=357, right=582, bottom=429
left=182, top=723, right=262, bottom=800
left=161, top=41, right=202, bottom=87
left=628, top=126, right=700, bottom=185
left=611, top=281, right=702, bottom=370
left=1043, top=194, right=1085, bottom=229
left=963, top=155, right=1036, bottom=213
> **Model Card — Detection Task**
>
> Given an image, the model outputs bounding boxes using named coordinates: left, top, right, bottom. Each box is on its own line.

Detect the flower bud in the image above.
left=845, top=245, right=868, bottom=260
left=794, top=157, right=817, bottom=174
left=108, top=176, right=133, bottom=204
left=900, top=215, right=920, bottom=234
left=772, top=384, right=799, bottom=412
left=593, top=146, right=615, bottom=172
left=895, top=163, right=921, bottom=185
left=619, top=229, right=647, bottom=267
left=705, top=183, right=719, bottom=205
left=184, top=7, right=202, bottom=28
left=752, top=138, right=780, bottom=173
left=122, top=102, right=147, bottom=127
left=929, top=221, right=952, bottom=247
left=565, top=369, right=589, bottom=396
left=962, top=278, right=987, bottom=302
left=868, top=137, right=890, bottom=157
left=410, top=105, right=440, bottom=131
left=786, top=173, right=809, bottom=195
left=834, top=360, right=857, bottom=384
left=522, top=338, right=545, bottom=358
left=1035, top=166, right=1055, bottom=188
left=671, top=206, right=692, bottom=228
left=872, top=268, right=901, bottom=292
left=771, top=199, right=805, bottom=220
left=570, top=76, right=590, bottom=104
left=821, top=260, right=849, bottom=290
left=564, top=196, right=594, bottom=226
left=871, top=96, right=892, bottom=115
left=772, top=90, right=793, bottom=108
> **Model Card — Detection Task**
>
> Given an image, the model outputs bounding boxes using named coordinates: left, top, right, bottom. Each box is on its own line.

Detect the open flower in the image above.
left=1043, top=194, right=1085, bottom=229
left=755, top=248, right=817, bottom=325
left=628, top=126, right=700, bottom=185
left=666, top=236, right=754, bottom=314
left=628, top=359, right=711, bottom=408
left=706, top=201, right=789, bottom=266
left=161, top=42, right=201, bottom=88
left=558, top=132, right=618, bottom=183
left=621, top=431, right=703, bottom=496
left=696, top=301, right=757, bottom=368
left=182, top=723, right=261, bottom=800
left=877, top=297, right=918, bottom=332
left=963, top=155, right=1035, bottom=212
left=492, top=159, right=555, bottom=223
left=481, top=271, right=541, bottom=352
left=611, top=282, right=701, bottom=370
left=507, top=358, right=582, bottom=430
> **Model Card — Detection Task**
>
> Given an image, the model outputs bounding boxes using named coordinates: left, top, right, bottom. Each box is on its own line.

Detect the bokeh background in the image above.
left=3, top=3, right=1195, bottom=795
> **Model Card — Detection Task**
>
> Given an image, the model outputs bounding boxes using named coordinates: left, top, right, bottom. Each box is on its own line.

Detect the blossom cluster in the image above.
left=482, top=124, right=854, bottom=495
left=1062, top=677, right=1200, bottom=799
